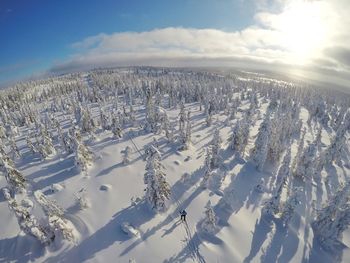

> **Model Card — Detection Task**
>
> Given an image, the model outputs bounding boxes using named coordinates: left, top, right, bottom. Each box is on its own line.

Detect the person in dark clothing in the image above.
left=180, top=210, right=187, bottom=221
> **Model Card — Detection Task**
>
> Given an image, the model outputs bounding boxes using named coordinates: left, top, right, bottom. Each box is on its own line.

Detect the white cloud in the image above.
left=51, top=0, right=350, bottom=86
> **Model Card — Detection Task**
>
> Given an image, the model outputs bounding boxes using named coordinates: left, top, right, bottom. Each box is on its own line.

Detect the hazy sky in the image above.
left=1, top=0, right=349, bottom=87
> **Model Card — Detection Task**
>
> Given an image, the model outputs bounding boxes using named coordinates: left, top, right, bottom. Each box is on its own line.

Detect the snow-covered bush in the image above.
left=121, top=222, right=140, bottom=238
left=74, top=190, right=90, bottom=210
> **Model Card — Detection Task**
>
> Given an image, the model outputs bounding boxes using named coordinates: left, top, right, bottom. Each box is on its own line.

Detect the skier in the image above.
left=180, top=209, right=187, bottom=222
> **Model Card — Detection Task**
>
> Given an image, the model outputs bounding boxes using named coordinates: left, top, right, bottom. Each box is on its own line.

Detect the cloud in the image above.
left=52, top=27, right=290, bottom=73
left=50, top=0, right=349, bottom=87
left=325, top=47, right=350, bottom=68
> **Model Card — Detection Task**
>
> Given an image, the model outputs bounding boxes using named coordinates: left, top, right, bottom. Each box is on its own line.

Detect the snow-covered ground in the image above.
left=0, top=68, right=349, bottom=262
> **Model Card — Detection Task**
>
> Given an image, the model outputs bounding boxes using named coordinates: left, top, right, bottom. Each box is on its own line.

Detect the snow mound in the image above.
left=121, top=222, right=140, bottom=238
left=100, top=184, right=112, bottom=191
left=184, top=156, right=191, bottom=162
left=76, top=195, right=91, bottom=210
left=51, top=183, right=64, bottom=193
left=2, top=188, right=11, bottom=200
left=174, top=160, right=181, bottom=165
left=21, top=199, right=34, bottom=209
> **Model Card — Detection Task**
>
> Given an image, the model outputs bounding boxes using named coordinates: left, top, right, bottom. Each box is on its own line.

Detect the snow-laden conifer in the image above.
left=201, top=200, right=217, bottom=233
left=144, top=145, right=171, bottom=212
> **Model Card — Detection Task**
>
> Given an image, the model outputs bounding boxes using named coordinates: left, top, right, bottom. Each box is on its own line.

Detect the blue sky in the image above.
left=0, top=0, right=256, bottom=83
left=1, top=0, right=349, bottom=87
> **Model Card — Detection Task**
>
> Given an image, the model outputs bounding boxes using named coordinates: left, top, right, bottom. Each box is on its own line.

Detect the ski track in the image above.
left=125, top=122, right=204, bottom=263
left=171, top=186, right=205, bottom=263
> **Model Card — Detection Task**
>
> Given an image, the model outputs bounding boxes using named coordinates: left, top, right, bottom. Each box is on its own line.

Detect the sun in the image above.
left=277, top=1, right=328, bottom=65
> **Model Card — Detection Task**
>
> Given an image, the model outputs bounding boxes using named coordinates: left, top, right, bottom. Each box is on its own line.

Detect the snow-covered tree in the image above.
left=34, top=190, right=75, bottom=242
left=4, top=189, right=51, bottom=244
left=267, top=115, right=284, bottom=163
left=74, top=104, right=83, bottom=124
left=10, top=138, right=21, bottom=159
left=43, top=133, right=56, bottom=156
left=122, top=146, right=132, bottom=165
left=229, top=120, right=241, bottom=151
left=34, top=190, right=64, bottom=217
left=292, top=127, right=306, bottom=174
left=210, top=129, right=222, bottom=169
left=100, top=109, right=110, bottom=131
left=129, top=105, right=137, bottom=126
left=294, top=141, right=317, bottom=181
left=314, top=127, right=323, bottom=152
left=281, top=187, right=301, bottom=225
left=321, top=118, right=348, bottom=167
left=143, top=84, right=155, bottom=130
left=62, top=133, right=75, bottom=154
left=263, top=185, right=282, bottom=216
left=178, top=108, right=192, bottom=150
left=74, top=142, right=92, bottom=172
left=0, top=148, right=14, bottom=168
left=81, top=108, right=95, bottom=133
left=201, top=147, right=213, bottom=189
left=200, top=200, right=217, bottom=233
left=312, top=181, right=350, bottom=251
left=3, top=163, right=26, bottom=191
left=163, top=114, right=174, bottom=142
left=178, top=104, right=187, bottom=138
left=26, top=136, right=37, bottom=154
left=263, top=155, right=290, bottom=216
left=229, top=118, right=250, bottom=158
left=111, top=114, right=122, bottom=138
left=250, top=116, right=270, bottom=171
left=205, top=107, right=213, bottom=127
left=0, top=124, right=6, bottom=139
left=226, top=106, right=235, bottom=122
left=87, top=129, right=97, bottom=143
left=184, top=118, right=192, bottom=147
left=144, top=145, right=171, bottom=211
left=74, top=189, right=90, bottom=210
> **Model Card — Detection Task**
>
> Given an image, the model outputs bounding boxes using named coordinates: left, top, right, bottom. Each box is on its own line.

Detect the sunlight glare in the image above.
left=278, top=1, right=328, bottom=64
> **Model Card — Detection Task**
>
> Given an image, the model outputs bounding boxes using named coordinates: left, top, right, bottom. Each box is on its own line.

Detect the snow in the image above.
left=0, top=68, right=349, bottom=263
